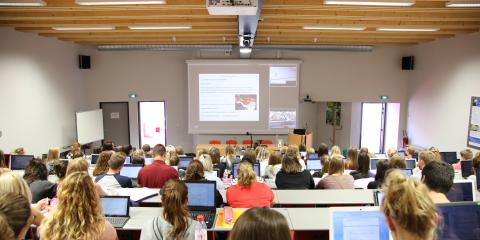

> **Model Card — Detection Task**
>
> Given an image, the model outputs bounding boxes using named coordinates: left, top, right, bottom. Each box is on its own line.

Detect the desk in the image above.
left=123, top=207, right=161, bottom=230
left=287, top=208, right=329, bottom=231
left=195, top=144, right=278, bottom=155
left=274, top=189, right=374, bottom=205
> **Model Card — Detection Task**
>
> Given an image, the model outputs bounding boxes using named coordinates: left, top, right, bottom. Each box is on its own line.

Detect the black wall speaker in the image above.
left=79, top=55, right=91, bottom=69
left=402, top=56, right=414, bottom=70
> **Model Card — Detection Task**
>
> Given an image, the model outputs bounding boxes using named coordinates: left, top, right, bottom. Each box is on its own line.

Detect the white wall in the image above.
left=0, top=27, right=89, bottom=156
left=407, top=32, right=480, bottom=155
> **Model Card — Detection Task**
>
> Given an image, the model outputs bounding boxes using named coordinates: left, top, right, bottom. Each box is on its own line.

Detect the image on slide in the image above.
left=269, top=110, right=296, bottom=129
left=468, top=96, right=480, bottom=149
left=235, top=94, right=257, bottom=111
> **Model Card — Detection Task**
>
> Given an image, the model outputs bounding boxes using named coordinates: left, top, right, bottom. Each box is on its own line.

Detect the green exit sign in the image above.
left=129, top=93, right=138, bottom=99
left=380, top=95, right=389, bottom=101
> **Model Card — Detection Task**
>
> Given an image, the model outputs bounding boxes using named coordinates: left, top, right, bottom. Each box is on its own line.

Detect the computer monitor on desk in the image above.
left=178, top=156, right=193, bottom=169
left=370, top=158, right=380, bottom=170
left=436, top=202, right=480, bottom=240
left=460, top=160, right=474, bottom=178
left=233, top=163, right=260, bottom=179
left=120, top=164, right=142, bottom=179
left=306, top=159, right=322, bottom=171
left=440, top=152, right=458, bottom=164
left=330, top=207, right=391, bottom=240
left=91, top=154, right=100, bottom=165
left=405, top=159, right=416, bottom=169
left=446, top=180, right=475, bottom=202
left=10, top=155, right=34, bottom=170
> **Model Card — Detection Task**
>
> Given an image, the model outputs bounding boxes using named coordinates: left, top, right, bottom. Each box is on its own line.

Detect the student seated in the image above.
left=344, top=147, right=359, bottom=170
left=367, top=160, right=390, bottom=189
left=93, top=151, right=115, bottom=176
left=209, top=147, right=226, bottom=178
left=474, top=152, right=480, bottom=171
left=429, top=146, right=442, bottom=161
left=286, top=145, right=306, bottom=170
left=66, top=142, right=82, bottom=159
left=0, top=192, right=32, bottom=240
left=330, top=145, right=344, bottom=158
left=275, top=154, right=314, bottom=189
left=227, top=161, right=274, bottom=208
left=185, top=160, right=223, bottom=207
left=230, top=207, right=291, bottom=240
left=389, top=155, right=407, bottom=169
left=66, top=158, right=107, bottom=197
left=166, top=152, right=179, bottom=171
left=140, top=180, right=198, bottom=240
left=11, top=147, right=25, bottom=155
left=350, top=152, right=374, bottom=180
left=137, top=144, right=178, bottom=188
left=317, top=143, right=329, bottom=158
left=40, top=172, right=117, bottom=240
left=198, top=154, right=224, bottom=191
left=264, top=153, right=282, bottom=179
left=23, top=158, right=56, bottom=203
left=102, top=140, right=115, bottom=151
left=412, top=150, right=435, bottom=180
left=381, top=170, right=437, bottom=240
left=406, top=145, right=416, bottom=160
left=221, top=145, right=237, bottom=171
left=95, top=152, right=133, bottom=192
left=452, top=149, right=474, bottom=172
left=319, top=155, right=330, bottom=177
left=52, top=159, right=68, bottom=186
left=421, top=161, right=454, bottom=204
left=0, top=149, right=8, bottom=170
left=316, top=156, right=354, bottom=189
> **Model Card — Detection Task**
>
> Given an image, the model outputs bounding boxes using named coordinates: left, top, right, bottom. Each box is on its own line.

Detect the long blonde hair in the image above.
left=0, top=171, right=32, bottom=203
left=41, top=172, right=104, bottom=240
left=198, top=154, right=214, bottom=172
left=382, top=170, right=437, bottom=240
left=93, top=151, right=114, bottom=176
left=237, top=161, right=257, bottom=186
left=330, top=145, right=342, bottom=157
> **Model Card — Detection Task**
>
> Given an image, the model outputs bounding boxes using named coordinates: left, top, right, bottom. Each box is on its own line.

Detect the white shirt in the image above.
left=204, top=171, right=225, bottom=191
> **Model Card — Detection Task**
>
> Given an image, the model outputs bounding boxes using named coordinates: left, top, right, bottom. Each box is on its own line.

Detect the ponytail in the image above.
left=162, top=180, right=189, bottom=240
left=0, top=192, right=31, bottom=239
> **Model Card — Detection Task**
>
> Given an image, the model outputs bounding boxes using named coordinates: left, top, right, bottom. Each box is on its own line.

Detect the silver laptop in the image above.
left=101, top=196, right=130, bottom=228
left=120, top=164, right=143, bottom=179
left=330, top=206, right=392, bottom=240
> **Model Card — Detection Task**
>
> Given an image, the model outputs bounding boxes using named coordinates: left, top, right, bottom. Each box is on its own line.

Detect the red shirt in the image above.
left=137, top=160, right=178, bottom=188
left=226, top=182, right=274, bottom=208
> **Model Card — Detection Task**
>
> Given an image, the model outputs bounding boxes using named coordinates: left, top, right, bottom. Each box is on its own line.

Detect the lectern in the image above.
left=288, top=131, right=313, bottom=149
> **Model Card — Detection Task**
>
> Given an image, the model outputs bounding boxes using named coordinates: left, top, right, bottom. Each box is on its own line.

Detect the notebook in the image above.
left=184, top=181, right=217, bottom=229
left=446, top=179, right=475, bottom=202
left=329, top=206, right=391, bottom=240
left=119, top=164, right=142, bottom=179
left=460, top=160, right=474, bottom=178
left=436, top=202, right=480, bottom=240
left=10, top=155, right=34, bottom=170
left=232, top=163, right=260, bottom=179
left=178, top=156, right=193, bottom=169
left=405, top=159, right=416, bottom=169
left=90, top=154, right=100, bottom=165
left=101, top=196, right=130, bottom=228
left=306, top=159, right=322, bottom=171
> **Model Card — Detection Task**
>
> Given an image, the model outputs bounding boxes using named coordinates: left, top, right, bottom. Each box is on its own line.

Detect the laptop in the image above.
left=233, top=163, right=260, bottom=178
left=375, top=153, right=388, bottom=159
left=306, top=159, right=322, bottom=171
left=460, top=160, right=474, bottom=178
left=184, top=181, right=217, bottom=229
left=330, top=206, right=391, bottom=240
left=119, top=164, right=143, bottom=179
left=10, top=155, right=34, bottom=170
left=405, top=159, right=416, bottom=169
left=446, top=179, right=476, bottom=202
left=436, top=202, right=480, bottom=240
left=370, top=158, right=381, bottom=170
left=476, top=167, right=480, bottom=190
left=124, top=156, right=131, bottom=165
left=178, top=156, right=193, bottom=169
left=101, top=196, right=130, bottom=228
left=374, top=191, right=385, bottom=206
left=397, top=151, right=406, bottom=157
left=144, top=157, right=153, bottom=165
left=440, top=152, right=458, bottom=164
left=307, top=153, right=319, bottom=160
left=399, top=168, right=413, bottom=177
left=91, top=154, right=100, bottom=165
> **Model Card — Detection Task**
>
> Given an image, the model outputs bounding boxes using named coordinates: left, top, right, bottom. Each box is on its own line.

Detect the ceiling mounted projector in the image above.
left=207, top=0, right=258, bottom=15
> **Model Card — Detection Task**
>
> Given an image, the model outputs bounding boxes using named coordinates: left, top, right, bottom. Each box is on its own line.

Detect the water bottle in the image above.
left=195, top=215, right=208, bottom=240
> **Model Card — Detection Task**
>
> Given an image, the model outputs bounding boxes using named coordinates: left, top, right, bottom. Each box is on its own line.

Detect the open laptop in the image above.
left=374, top=191, right=385, bottom=206
left=370, top=158, right=381, bottom=170
left=90, top=154, right=100, bottom=165
left=399, top=168, right=413, bottom=177
left=184, top=181, right=217, bottom=229
left=144, top=157, right=153, bottom=165
left=232, top=163, right=260, bottom=179
left=436, top=202, right=480, bottom=240
left=178, top=156, right=194, bottom=169
left=460, top=160, right=474, bottom=178
left=375, top=153, right=388, bottom=159
left=405, top=159, right=416, bottom=169
left=440, top=152, right=458, bottom=164
left=397, top=151, right=406, bottom=157
left=101, top=196, right=130, bottom=228
left=119, top=164, right=143, bottom=179
left=306, top=159, right=322, bottom=171
left=124, top=156, right=131, bottom=165
left=307, top=153, right=319, bottom=160
left=446, top=179, right=476, bottom=202
left=476, top=167, right=480, bottom=190
left=330, top=206, right=391, bottom=240
left=10, top=155, right=34, bottom=170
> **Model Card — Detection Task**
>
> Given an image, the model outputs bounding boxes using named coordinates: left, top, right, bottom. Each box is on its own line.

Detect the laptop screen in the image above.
left=179, top=157, right=193, bottom=169
left=124, top=156, right=131, bottom=165
left=375, top=191, right=385, bottom=206
left=374, top=154, right=387, bottom=159
left=144, top=157, right=153, bottom=165
left=330, top=207, right=390, bottom=240
left=306, top=159, right=322, bottom=170
left=120, top=165, right=142, bottom=179
left=101, top=196, right=129, bottom=217
left=436, top=202, right=480, bottom=240
left=397, top=151, right=406, bottom=157
left=405, top=159, right=416, bottom=169
left=440, top=152, right=458, bottom=164
left=10, top=155, right=34, bottom=170
left=233, top=163, right=260, bottom=178
left=399, top=168, right=413, bottom=177
left=370, top=158, right=380, bottom=170
left=91, top=154, right=100, bottom=164
left=460, top=160, right=474, bottom=178
left=307, top=153, right=319, bottom=160
left=185, top=181, right=216, bottom=208
left=446, top=181, right=474, bottom=202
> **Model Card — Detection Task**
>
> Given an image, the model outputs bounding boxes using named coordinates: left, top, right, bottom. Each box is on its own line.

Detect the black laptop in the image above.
left=10, top=155, right=34, bottom=170
left=184, top=181, right=217, bottom=229
left=436, top=202, right=480, bottom=240
left=101, top=196, right=130, bottom=228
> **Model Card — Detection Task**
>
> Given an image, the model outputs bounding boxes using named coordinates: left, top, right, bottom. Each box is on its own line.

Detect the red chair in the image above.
left=261, top=140, right=273, bottom=145
left=242, top=139, right=252, bottom=145
left=226, top=139, right=237, bottom=145
left=209, top=139, right=221, bottom=144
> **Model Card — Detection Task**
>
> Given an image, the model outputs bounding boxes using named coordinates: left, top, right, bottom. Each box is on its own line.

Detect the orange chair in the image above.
left=209, top=139, right=221, bottom=144
left=242, top=139, right=252, bottom=145
left=226, top=139, right=237, bottom=145
left=261, top=140, right=273, bottom=145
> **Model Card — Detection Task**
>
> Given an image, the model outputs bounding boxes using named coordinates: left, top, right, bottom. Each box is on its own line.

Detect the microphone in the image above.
left=246, top=131, right=250, bottom=136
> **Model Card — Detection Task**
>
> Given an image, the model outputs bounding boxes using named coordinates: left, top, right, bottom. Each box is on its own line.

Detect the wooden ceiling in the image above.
left=0, top=0, right=479, bottom=46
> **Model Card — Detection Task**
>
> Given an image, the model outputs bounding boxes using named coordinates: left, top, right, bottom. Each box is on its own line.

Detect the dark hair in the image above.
left=281, top=154, right=302, bottom=174
left=375, top=160, right=390, bottom=183
left=102, top=140, right=114, bottom=151
left=123, top=145, right=133, bottom=156
left=0, top=149, right=5, bottom=168
left=71, top=150, right=83, bottom=159
left=421, top=161, right=454, bottom=195
left=185, top=160, right=205, bottom=181
left=131, top=156, right=145, bottom=166
left=208, top=147, right=221, bottom=165
left=357, top=152, right=370, bottom=178
left=389, top=155, right=406, bottom=169
left=268, top=153, right=282, bottom=166
left=317, top=143, right=329, bottom=158
left=23, top=158, right=48, bottom=184
left=231, top=207, right=291, bottom=240
left=53, top=160, right=68, bottom=180
left=142, top=144, right=151, bottom=153
left=243, top=149, right=257, bottom=164
left=92, top=146, right=102, bottom=154
left=162, top=180, right=189, bottom=239
left=0, top=192, right=31, bottom=239
left=153, top=144, right=166, bottom=157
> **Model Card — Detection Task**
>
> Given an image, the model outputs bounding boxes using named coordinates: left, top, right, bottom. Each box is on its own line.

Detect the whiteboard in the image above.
left=76, top=109, right=104, bottom=144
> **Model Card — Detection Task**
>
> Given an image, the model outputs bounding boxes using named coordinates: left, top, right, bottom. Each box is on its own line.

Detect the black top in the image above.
left=29, top=180, right=56, bottom=203
left=367, top=180, right=381, bottom=189
left=275, top=169, right=315, bottom=189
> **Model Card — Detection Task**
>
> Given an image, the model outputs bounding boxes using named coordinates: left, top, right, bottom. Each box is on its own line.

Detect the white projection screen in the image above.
left=138, top=101, right=166, bottom=147
left=187, top=59, right=301, bottom=134
left=76, top=109, right=104, bottom=144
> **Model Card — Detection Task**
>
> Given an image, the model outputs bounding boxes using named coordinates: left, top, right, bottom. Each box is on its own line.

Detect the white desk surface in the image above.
left=274, top=189, right=375, bottom=205
left=286, top=208, right=329, bottom=231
